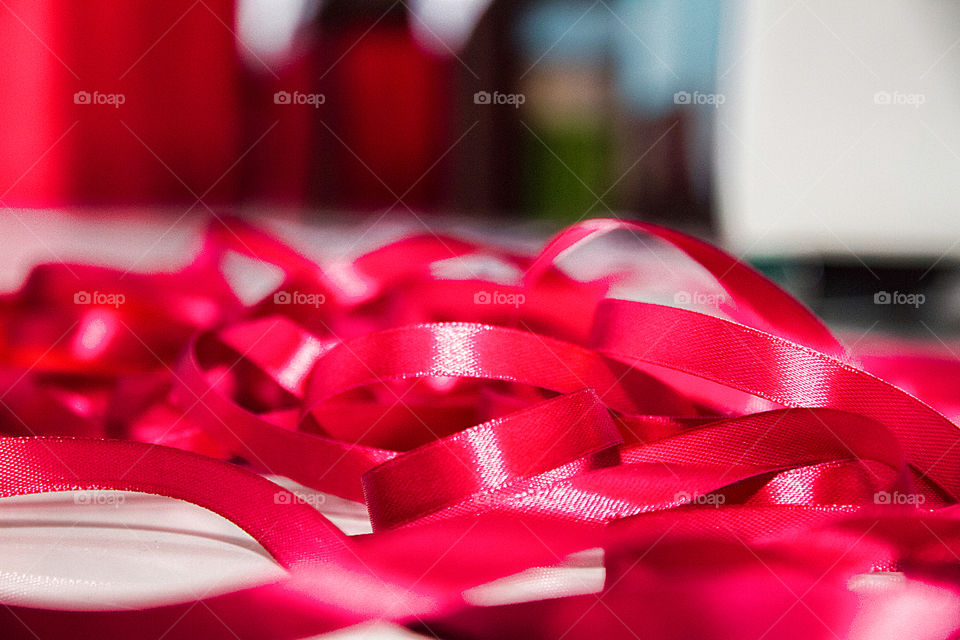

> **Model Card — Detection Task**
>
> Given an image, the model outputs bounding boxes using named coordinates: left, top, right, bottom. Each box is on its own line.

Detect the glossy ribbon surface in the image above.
left=0, top=217, right=959, bottom=639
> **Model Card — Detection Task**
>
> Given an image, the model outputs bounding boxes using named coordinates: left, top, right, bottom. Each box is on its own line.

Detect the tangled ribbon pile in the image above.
left=1, top=216, right=959, bottom=639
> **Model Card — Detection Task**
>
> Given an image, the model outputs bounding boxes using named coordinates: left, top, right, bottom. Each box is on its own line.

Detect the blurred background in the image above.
left=2, top=0, right=960, bottom=336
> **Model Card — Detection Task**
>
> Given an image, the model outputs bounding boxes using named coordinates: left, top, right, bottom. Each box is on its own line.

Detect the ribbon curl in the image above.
left=0, top=217, right=958, bottom=639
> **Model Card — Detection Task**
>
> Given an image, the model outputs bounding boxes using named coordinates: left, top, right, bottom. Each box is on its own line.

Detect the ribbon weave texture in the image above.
left=0, top=217, right=959, bottom=639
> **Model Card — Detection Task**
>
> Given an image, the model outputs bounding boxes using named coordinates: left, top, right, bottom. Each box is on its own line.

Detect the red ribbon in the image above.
left=0, top=216, right=959, bottom=638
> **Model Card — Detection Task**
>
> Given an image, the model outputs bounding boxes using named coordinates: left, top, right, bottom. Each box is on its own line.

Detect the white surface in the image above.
left=0, top=491, right=284, bottom=610
left=717, top=0, right=960, bottom=258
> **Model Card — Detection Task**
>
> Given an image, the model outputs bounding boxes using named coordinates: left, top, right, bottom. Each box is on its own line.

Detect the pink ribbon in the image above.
left=0, top=217, right=958, bottom=638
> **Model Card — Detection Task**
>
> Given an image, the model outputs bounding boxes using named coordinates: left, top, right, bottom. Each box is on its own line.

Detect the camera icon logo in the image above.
left=673, top=291, right=692, bottom=305
left=274, top=291, right=291, bottom=304
left=74, top=91, right=91, bottom=105
left=673, top=91, right=692, bottom=105
left=273, top=492, right=292, bottom=504
left=473, top=290, right=492, bottom=304
left=274, top=91, right=291, bottom=105
left=474, top=91, right=491, bottom=105
left=74, top=291, right=91, bottom=304
left=874, top=291, right=892, bottom=304
left=874, top=491, right=891, bottom=504
left=873, top=91, right=892, bottom=105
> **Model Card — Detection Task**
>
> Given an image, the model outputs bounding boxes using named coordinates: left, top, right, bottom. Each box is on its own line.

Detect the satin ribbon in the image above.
left=0, top=216, right=959, bottom=639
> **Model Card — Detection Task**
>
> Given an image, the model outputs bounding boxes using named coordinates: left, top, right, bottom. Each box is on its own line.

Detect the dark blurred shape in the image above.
left=0, top=0, right=720, bottom=229
left=311, top=1, right=453, bottom=210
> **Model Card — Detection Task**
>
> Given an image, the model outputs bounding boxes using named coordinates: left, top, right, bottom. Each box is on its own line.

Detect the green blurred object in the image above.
left=515, top=1, right=615, bottom=224
left=525, top=122, right=611, bottom=223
